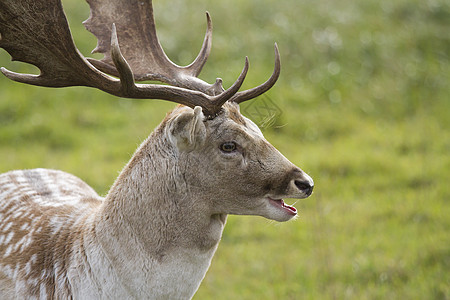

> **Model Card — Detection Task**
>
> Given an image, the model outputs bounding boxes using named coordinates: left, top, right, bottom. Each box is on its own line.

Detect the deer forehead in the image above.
left=165, top=103, right=265, bottom=141
left=207, top=103, right=265, bottom=141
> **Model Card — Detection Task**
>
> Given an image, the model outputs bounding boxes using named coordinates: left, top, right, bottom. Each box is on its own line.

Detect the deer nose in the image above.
left=294, top=179, right=314, bottom=196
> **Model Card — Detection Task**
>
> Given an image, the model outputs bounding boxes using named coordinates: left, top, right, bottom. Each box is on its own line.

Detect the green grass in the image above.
left=1, top=0, right=449, bottom=298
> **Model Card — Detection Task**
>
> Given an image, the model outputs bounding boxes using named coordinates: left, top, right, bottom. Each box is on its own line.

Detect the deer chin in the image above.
left=266, top=197, right=297, bottom=221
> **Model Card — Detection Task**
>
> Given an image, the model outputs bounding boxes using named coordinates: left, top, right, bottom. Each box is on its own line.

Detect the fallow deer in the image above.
left=0, top=0, right=314, bottom=298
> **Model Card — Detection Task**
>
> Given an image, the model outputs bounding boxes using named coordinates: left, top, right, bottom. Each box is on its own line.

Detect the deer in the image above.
left=0, top=0, right=314, bottom=298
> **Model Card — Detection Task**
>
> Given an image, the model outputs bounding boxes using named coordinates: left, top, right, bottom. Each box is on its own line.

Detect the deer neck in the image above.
left=92, top=132, right=226, bottom=296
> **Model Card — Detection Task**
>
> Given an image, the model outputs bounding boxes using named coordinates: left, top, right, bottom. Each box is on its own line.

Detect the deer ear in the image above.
left=169, top=106, right=206, bottom=150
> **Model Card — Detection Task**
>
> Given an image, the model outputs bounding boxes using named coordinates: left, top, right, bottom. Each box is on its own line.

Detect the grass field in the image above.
left=1, top=0, right=449, bottom=299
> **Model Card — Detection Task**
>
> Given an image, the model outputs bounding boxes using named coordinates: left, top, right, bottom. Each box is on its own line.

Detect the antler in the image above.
left=84, top=0, right=222, bottom=95
left=0, top=0, right=280, bottom=117
left=230, top=43, right=281, bottom=104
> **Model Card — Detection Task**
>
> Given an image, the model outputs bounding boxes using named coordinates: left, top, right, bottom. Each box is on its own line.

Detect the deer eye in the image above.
left=220, top=142, right=237, bottom=153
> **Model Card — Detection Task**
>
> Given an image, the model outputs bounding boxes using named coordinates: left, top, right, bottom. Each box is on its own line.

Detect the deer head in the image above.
left=151, top=103, right=314, bottom=222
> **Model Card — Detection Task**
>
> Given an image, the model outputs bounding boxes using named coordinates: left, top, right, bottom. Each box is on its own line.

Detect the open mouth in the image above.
left=268, top=198, right=297, bottom=216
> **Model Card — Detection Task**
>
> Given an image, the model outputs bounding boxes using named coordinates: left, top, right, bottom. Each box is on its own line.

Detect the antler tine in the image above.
left=183, top=12, right=213, bottom=78
left=110, top=23, right=136, bottom=95
left=1, top=67, right=40, bottom=86
left=229, top=43, right=281, bottom=104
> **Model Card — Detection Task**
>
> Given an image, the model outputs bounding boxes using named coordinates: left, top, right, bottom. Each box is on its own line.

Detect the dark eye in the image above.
left=220, top=142, right=237, bottom=153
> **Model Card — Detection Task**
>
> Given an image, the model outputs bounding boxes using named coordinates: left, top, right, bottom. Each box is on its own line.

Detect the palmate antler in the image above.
left=0, top=0, right=280, bottom=117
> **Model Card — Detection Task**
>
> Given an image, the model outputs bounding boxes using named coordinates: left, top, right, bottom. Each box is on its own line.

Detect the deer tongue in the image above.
left=269, top=198, right=297, bottom=215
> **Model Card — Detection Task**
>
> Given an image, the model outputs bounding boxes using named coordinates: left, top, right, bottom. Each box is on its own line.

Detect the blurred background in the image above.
left=0, top=0, right=448, bottom=298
